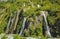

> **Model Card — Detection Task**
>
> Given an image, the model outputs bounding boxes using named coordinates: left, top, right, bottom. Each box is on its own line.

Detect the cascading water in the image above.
left=10, top=13, right=16, bottom=30
left=6, top=18, right=11, bottom=33
left=19, top=17, right=27, bottom=35
left=41, top=11, right=51, bottom=37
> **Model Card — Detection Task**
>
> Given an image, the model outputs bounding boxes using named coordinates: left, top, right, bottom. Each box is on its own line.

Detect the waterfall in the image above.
left=19, top=17, right=27, bottom=35
left=41, top=11, right=51, bottom=37
left=10, top=13, right=16, bottom=30
left=10, top=10, right=22, bottom=33
left=6, top=18, right=11, bottom=33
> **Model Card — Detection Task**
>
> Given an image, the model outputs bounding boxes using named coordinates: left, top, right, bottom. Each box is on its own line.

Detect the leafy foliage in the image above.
left=0, top=0, right=60, bottom=39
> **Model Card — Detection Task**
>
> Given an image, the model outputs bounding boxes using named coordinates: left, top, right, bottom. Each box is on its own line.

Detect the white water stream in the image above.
left=19, top=17, right=27, bottom=35
left=41, top=11, right=51, bottom=37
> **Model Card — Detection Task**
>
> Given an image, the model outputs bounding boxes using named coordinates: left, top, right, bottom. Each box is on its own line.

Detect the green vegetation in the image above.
left=0, top=0, right=60, bottom=39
